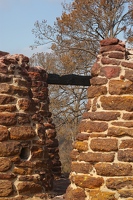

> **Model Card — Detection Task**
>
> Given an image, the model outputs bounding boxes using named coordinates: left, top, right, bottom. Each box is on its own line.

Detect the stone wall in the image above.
left=66, top=38, right=133, bottom=200
left=0, top=53, right=61, bottom=199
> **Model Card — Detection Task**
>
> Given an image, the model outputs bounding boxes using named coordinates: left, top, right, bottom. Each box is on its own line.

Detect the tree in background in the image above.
left=31, top=0, right=133, bottom=173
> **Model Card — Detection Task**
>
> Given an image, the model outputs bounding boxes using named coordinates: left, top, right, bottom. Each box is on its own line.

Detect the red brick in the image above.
left=91, top=62, right=101, bottom=76
left=101, top=57, right=120, bottom=65
left=108, top=52, right=125, bottom=59
left=125, top=69, right=133, bottom=81
left=100, top=44, right=125, bottom=53
left=121, top=61, right=133, bottom=69
left=100, top=38, right=119, bottom=46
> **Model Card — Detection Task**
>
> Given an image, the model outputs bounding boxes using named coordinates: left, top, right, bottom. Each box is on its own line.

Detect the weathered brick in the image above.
left=101, top=96, right=133, bottom=111
left=10, top=126, right=36, bottom=140
left=73, top=141, right=88, bottom=152
left=118, top=150, right=133, bottom=162
left=0, top=141, right=20, bottom=156
left=0, top=173, right=16, bottom=180
left=121, top=61, right=133, bottom=69
left=106, top=177, right=133, bottom=190
left=0, top=74, right=11, bottom=82
left=17, top=113, right=30, bottom=125
left=125, top=69, right=133, bottom=81
left=0, top=180, right=13, bottom=197
left=79, top=120, right=108, bottom=133
left=83, top=112, right=120, bottom=121
left=13, top=167, right=33, bottom=175
left=108, top=127, right=133, bottom=137
left=71, top=174, right=104, bottom=189
left=89, top=189, right=116, bottom=200
left=17, top=98, right=32, bottom=111
left=71, top=162, right=93, bottom=173
left=109, top=80, right=133, bottom=95
left=100, top=38, right=119, bottom=46
left=65, top=186, right=86, bottom=200
left=31, top=146, right=43, bottom=158
left=0, top=112, right=17, bottom=125
left=91, top=62, right=101, bottom=76
left=88, top=86, right=107, bottom=98
left=95, top=163, right=132, bottom=176
left=100, top=44, right=125, bottom=53
left=0, top=63, right=8, bottom=74
left=119, top=139, right=133, bottom=149
left=79, top=152, right=114, bottom=162
left=90, top=77, right=108, bottom=85
left=70, top=150, right=79, bottom=161
left=92, top=97, right=98, bottom=112
left=101, top=57, right=120, bottom=65
left=90, top=139, right=118, bottom=152
left=0, top=125, right=9, bottom=141
left=100, top=66, right=121, bottom=79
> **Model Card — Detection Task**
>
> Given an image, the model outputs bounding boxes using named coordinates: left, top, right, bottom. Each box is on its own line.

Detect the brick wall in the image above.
left=0, top=53, right=61, bottom=199
left=66, top=38, right=133, bottom=200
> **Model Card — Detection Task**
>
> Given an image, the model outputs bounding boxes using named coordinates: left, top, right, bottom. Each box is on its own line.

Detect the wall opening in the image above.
left=20, top=147, right=30, bottom=160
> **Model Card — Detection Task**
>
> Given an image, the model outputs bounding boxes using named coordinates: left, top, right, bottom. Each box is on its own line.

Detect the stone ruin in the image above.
left=0, top=52, right=61, bottom=199
left=1, top=38, right=133, bottom=200
left=66, top=38, right=133, bottom=200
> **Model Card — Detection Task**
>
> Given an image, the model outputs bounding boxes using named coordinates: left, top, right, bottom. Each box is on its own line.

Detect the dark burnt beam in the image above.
left=47, top=74, right=91, bottom=86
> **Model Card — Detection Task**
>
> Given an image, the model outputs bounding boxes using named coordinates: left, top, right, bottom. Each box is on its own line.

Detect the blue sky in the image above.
left=0, top=0, right=72, bottom=57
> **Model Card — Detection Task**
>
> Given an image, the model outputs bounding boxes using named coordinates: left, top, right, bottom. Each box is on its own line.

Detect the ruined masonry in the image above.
left=0, top=52, right=61, bottom=199
left=66, top=38, right=133, bottom=200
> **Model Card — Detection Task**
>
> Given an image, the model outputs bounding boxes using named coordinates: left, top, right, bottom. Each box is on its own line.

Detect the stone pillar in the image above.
left=66, top=38, right=133, bottom=200
left=0, top=53, right=60, bottom=199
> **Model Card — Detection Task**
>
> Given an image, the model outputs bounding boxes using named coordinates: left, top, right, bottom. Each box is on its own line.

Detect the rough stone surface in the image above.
left=0, top=180, right=13, bottom=197
left=90, top=139, right=118, bottom=152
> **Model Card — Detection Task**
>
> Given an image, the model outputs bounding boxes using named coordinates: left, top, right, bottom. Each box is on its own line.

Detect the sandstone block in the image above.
left=119, top=139, right=133, bottom=149
left=0, top=158, right=12, bottom=172
left=101, top=96, right=133, bottom=111
left=106, top=177, right=133, bottom=190
left=71, top=162, right=93, bottom=173
left=0, top=74, right=11, bottom=82
left=71, top=174, right=104, bottom=189
left=88, top=86, right=107, bottom=98
left=123, top=113, right=133, bottom=120
left=108, top=52, right=125, bottom=59
left=100, top=66, right=121, bottom=79
left=122, top=61, right=133, bottom=69
left=17, top=98, right=32, bottom=111
left=0, top=125, right=9, bottom=141
left=90, top=77, right=108, bottom=85
left=125, top=69, right=133, bottom=81
left=79, top=152, right=114, bottom=162
left=0, top=141, right=20, bottom=156
left=0, top=94, right=16, bottom=104
left=95, top=163, right=132, bottom=176
left=100, top=44, right=125, bottom=53
left=91, top=62, right=101, bottom=76
left=17, top=182, right=42, bottom=195
left=76, top=133, right=90, bottom=141
left=10, top=126, right=36, bottom=140
left=0, top=173, right=16, bottom=180
left=108, top=127, right=133, bottom=137
left=109, top=80, right=133, bottom=95
left=13, top=167, right=33, bottom=175
left=0, top=62, right=8, bottom=74
left=83, top=111, right=120, bottom=121
left=17, top=113, right=30, bottom=125
left=112, top=121, right=133, bottom=128
left=0, top=104, right=16, bottom=112
left=118, top=150, right=133, bottom=162
left=101, top=57, right=120, bottom=65
left=70, top=150, right=79, bottom=161
left=90, top=139, right=118, bottom=152
left=118, top=189, right=133, bottom=198
left=0, top=112, right=17, bottom=125
left=65, top=186, right=86, bottom=200
left=0, top=180, right=13, bottom=197
left=31, top=146, right=43, bottom=159
left=79, top=120, right=108, bottom=133
left=89, top=189, right=116, bottom=200
left=100, top=38, right=119, bottom=46
left=73, top=141, right=88, bottom=152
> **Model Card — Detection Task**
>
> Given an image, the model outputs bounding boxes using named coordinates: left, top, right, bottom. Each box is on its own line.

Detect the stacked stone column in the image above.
left=66, top=38, right=133, bottom=200
left=0, top=53, right=60, bottom=199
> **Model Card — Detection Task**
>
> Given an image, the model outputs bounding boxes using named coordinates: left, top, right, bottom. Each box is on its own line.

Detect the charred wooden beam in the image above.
left=47, top=73, right=91, bottom=86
